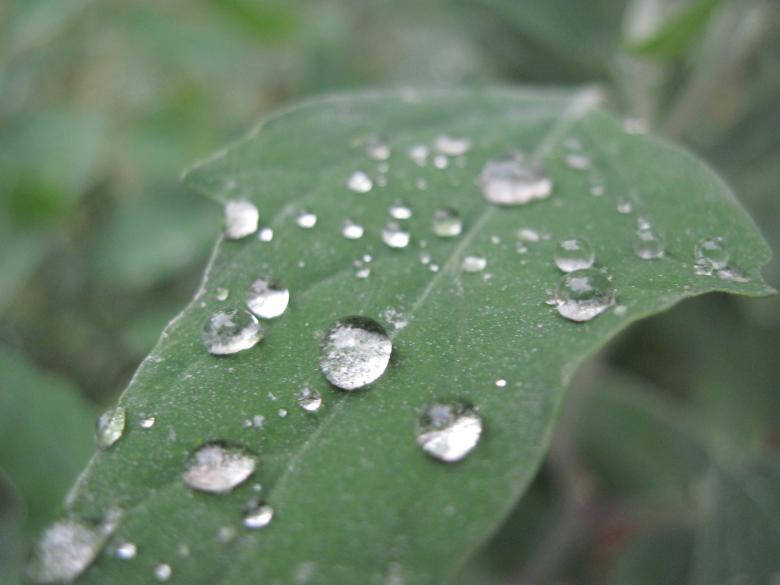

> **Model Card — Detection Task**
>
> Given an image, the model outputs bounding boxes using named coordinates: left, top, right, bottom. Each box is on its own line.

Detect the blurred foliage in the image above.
left=0, top=0, right=778, bottom=583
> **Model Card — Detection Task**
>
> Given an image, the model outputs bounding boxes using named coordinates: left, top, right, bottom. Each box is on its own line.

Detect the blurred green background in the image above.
left=1, top=0, right=778, bottom=583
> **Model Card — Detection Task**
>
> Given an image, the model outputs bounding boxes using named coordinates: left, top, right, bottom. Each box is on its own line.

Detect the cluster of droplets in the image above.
left=694, top=237, right=749, bottom=283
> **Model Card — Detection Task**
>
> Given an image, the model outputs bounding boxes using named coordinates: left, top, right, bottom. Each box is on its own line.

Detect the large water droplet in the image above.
left=319, top=317, right=392, bottom=391
left=244, top=503, right=274, bottom=529
left=297, top=387, right=322, bottom=413
left=26, top=520, right=106, bottom=583
left=224, top=200, right=259, bottom=240
left=382, top=222, right=411, bottom=249
left=480, top=157, right=552, bottom=205
left=341, top=219, right=364, bottom=240
left=347, top=171, right=373, bottom=193
left=431, top=207, right=462, bottom=238
left=633, top=226, right=665, bottom=260
left=96, top=406, right=126, bottom=449
left=695, top=237, right=729, bottom=274
left=416, top=402, right=482, bottom=463
left=389, top=201, right=412, bottom=220
left=246, top=277, right=290, bottom=319
left=202, top=309, right=263, bottom=355
left=553, top=268, right=616, bottom=322
left=434, top=135, right=472, bottom=156
left=182, top=442, right=257, bottom=494
left=296, top=210, right=317, bottom=229
left=461, top=255, right=486, bottom=273
left=554, top=238, right=595, bottom=272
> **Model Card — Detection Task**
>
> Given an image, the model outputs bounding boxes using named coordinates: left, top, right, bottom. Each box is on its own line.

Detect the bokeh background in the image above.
left=1, top=1, right=778, bottom=583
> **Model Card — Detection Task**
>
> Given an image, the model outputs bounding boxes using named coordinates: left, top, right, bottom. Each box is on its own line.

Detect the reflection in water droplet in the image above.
left=246, top=277, right=290, bottom=319
left=319, top=317, right=392, bottom=391
left=553, top=268, right=616, bottom=322
left=297, top=387, right=322, bottom=413
left=434, top=135, right=472, bottom=156
left=26, top=520, right=106, bottom=583
left=564, top=153, right=591, bottom=171
left=365, top=137, right=390, bottom=161
left=347, top=171, right=373, bottom=193
left=341, top=219, right=364, bottom=240
left=480, top=157, right=552, bottom=205
left=296, top=210, right=317, bottom=229
left=695, top=237, right=729, bottom=274
left=408, top=145, right=429, bottom=166
left=115, top=541, right=137, bottom=560
left=461, top=255, right=486, bottom=272
left=382, top=222, right=411, bottom=249
left=202, top=309, right=263, bottom=355
left=154, top=563, right=172, bottom=582
left=417, top=402, right=482, bottom=462
left=554, top=238, right=594, bottom=272
left=215, top=287, right=229, bottom=301
left=432, top=207, right=462, bottom=238
left=182, top=442, right=256, bottom=494
left=633, top=226, right=665, bottom=260
left=389, top=201, right=412, bottom=220
left=244, top=504, right=274, bottom=529
left=258, top=227, right=274, bottom=242
left=224, top=200, right=259, bottom=239
left=96, top=406, right=126, bottom=449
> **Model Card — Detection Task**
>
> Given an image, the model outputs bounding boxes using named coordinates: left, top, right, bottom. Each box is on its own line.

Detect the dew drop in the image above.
left=517, top=228, right=541, bottom=242
left=26, top=520, right=106, bottom=583
left=480, top=157, right=552, bottom=205
left=244, top=504, right=274, bottom=529
left=341, top=219, right=364, bottom=240
left=408, top=144, right=429, bottom=166
left=717, top=266, right=751, bottom=283
left=347, top=170, right=373, bottom=193
left=389, top=201, right=412, bottom=220
left=365, top=137, right=391, bottom=161
left=431, top=207, right=462, bottom=237
left=554, top=238, right=595, bottom=272
left=202, top=309, right=263, bottom=355
left=355, top=266, right=371, bottom=279
left=114, top=541, right=137, bottom=560
left=495, top=379, right=507, bottom=388
left=633, top=226, right=665, bottom=260
left=296, top=210, right=317, bottom=229
left=434, top=135, right=472, bottom=156
left=277, top=408, right=288, bottom=418
left=417, top=402, right=482, bottom=463
left=564, top=153, right=591, bottom=171
left=182, top=442, right=257, bottom=494
left=258, top=227, right=274, bottom=242
left=154, top=563, right=172, bottom=582
left=695, top=237, right=730, bottom=274
left=319, top=317, right=392, bottom=391
left=297, top=387, right=322, bottom=413
left=215, top=287, right=229, bottom=301
left=432, top=154, right=449, bottom=169
left=96, top=406, right=126, bottom=449
left=461, top=255, right=486, bottom=273
left=246, top=277, right=290, bottom=319
left=139, top=416, right=156, bottom=429
left=553, top=268, right=616, bottom=322
left=616, top=198, right=633, bottom=214
left=224, top=200, right=259, bottom=240
left=382, top=222, right=411, bottom=249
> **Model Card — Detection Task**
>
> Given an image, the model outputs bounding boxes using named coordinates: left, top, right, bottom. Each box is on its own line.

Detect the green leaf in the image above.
left=57, top=88, right=771, bottom=585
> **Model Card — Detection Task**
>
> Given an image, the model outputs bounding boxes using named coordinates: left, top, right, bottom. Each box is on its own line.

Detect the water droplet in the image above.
left=490, top=235, right=501, bottom=245
left=461, top=255, right=486, bottom=272
left=139, top=416, right=156, bottom=429
left=382, top=222, right=411, bottom=249
left=431, top=207, right=462, bottom=237
left=277, top=408, right=288, bottom=418
left=244, top=504, right=274, bottom=529
left=296, top=210, right=317, bottom=229
left=154, top=563, right=172, bottom=582
left=434, top=135, right=472, bottom=156
left=347, top=170, right=373, bottom=193
left=319, top=317, right=392, bottom=391
left=717, top=266, right=751, bottom=283
left=415, top=177, right=428, bottom=190
left=495, top=379, right=507, bottom=388
left=258, top=227, right=274, bottom=242
left=633, top=226, right=665, bottom=260
left=355, top=266, right=371, bottom=279
left=114, top=541, right=137, bottom=560
left=389, top=201, right=412, bottom=220
left=96, top=406, right=126, bottom=449
left=297, top=387, right=322, bottom=413
left=342, top=219, right=364, bottom=240
left=695, top=237, right=729, bottom=274
left=417, top=402, right=482, bottom=462
left=215, top=287, right=229, bottom=301
left=202, top=309, right=263, bottom=355
left=182, top=442, right=257, bottom=493
left=246, top=277, right=290, bottom=319
left=564, top=153, right=591, bottom=171
left=616, top=198, right=633, bottom=214
left=216, top=526, right=236, bottom=543
left=433, top=154, right=449, bottom=169
left=480, top=157, right=552, bottom=205
left=590, top=183, right=605, bottom=196
left=517, top=228, right=541, bottom=242
left=365, top=137, right=391, bottom=161
left=553, top=268, right=616, bottom=322
left=26, top=520, right=106, bottom=583
left=554, top=238, right=595, bottom=272
left=408, top=144, right=429, bottom=166
left=224, top=200, right=259, bottom=239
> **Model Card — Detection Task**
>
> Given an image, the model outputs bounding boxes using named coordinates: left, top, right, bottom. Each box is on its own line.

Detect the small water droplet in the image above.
left=434, top=135, right=472, bottom=156
left=431, top=207, right=462, bottom=237
left=590, top=183, right=605, bottom=196
left=432, top=154, right=449, bottom=169
left=246, top=277, right=290, bottom=319
left=389, top=201, right=412, bottom=220
left=319, top=317, right=392, bottom=391
left=296, top=210, right=317, bottom=229
left=277, top=408, right=288, bottom=418
left=115, top=541, right=137, bottom=560
left=554, top=238, right=595, bottom=272
left=96, top=406, right=126, bottom=449
left=182, top=442, right=257, bottom=494
left=342, top=219, right=364, bottom=240
left=415, top=177, right=428, bottom=190
left=154, top=563, right=172, bottom=582
left=202, top=309, right=263, bottom=355
left=633, top=226, right=665, bottom=260
left=139, top=416, right=156, bottom=429
left=382, top=222, right=411, bottom=249
left=224, top=200, right=259, bottom=239
left=26, top=520, right=106, bottom=583
left=215, top=287, right=229, bottom=301
left=495, top=379, right=507, bottom=388
left=365, top=137, right=391, bottom=161
left=258, top=227, right=274, bottom=242
left=408, top=145, right=429, bottom=166
left=297, top=387, right=322, bottom=413
left=252, top=415, right=265, bottom=428
left=564, top=153, right=591, bottom=171
left=355, top=266, right=371, bottom=279
left=417, top=402, right=482, bottom=462
left=517, top=228, right=541, bottom=242
left=553, top=268, right=616, bottom=322
left=480, top=157, right=552, bottom=205
left=461, top=255, right=486, bottom=272
left=177, top=544, right=190, bottom=558
left=347, top=170, right=373, bottom=193
left=244, top=503, right=274, bottom=529
left=695, top=237, right=729, bottom=274
left=717, top=266, right=751, bottom=283
left=616, top=198, right=633, bottom=214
